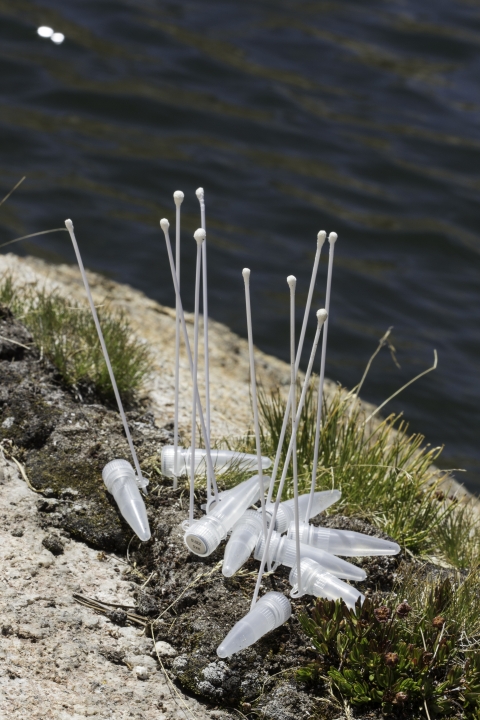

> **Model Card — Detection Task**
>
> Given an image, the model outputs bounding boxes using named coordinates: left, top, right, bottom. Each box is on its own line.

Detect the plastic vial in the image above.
left=287, top=521, right=400, bottom=557
left=161, top=446, right=271, bottom=479
left=262, top=489, right=341, bottom=534
left=102, top=460, right=151, bottom=541
left=254, top=529, right=366, bottom=581
left=223, top=509, right=264, bottom=577
left=289, top=558, right=365, bottom=609
left=184, top=473, right=270, bottom=556
left=217, top=591, right=291, bottom=657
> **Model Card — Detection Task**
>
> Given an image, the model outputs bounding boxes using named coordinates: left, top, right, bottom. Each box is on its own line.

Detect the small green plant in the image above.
left=299, top=576, right=480, bottom=716
left=0, top=274, right=149, bottom=403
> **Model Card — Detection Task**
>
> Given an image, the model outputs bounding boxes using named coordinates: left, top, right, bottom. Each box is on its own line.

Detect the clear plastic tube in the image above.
left=262, top=490, right=341, bottom=534
left=184, top=474, right=270, bottom=556
left=161, top=446, right=271, bottom=480
left=217, top=591, right=291, bottom=658
left=287, top=521, right=400, bottom=557
left=254, top=530, right=366, bottom=581
left=289, top=558, right=364, bottom=609
left=223, top=510, right=263, bottom=577
left=102, top=460, right=151, bottom=541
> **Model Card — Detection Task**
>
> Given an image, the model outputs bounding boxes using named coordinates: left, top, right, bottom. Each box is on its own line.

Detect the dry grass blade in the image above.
left=151, top=625, right=199, bottom=720
left=364, top=349, right=438, bottom=424
left=72, top=593, right=147, bottom=626
left=0, top=333, right=31, bottom=350
left=0, top=227, right=69, bottom=250
left=0, top=176, right=25, bottom=208
left=154, top=561, right=222, bottom=622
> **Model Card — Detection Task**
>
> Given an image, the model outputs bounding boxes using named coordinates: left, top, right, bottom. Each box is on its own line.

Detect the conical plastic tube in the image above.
left=262, top=490, right=341, bottom=534
left=102, top=460, right=151, bottom=541
left=217, top=591, right=291, bottom=658
left=289, top=558, right=364, bottom=609
left=184, top=474, right=270, bottom=556
left=161, top=446, right=271, bottom=479
left=287, top=521, right=400, bottom=557
left=254, top=530, right=366, bottom=581
left=223, top=510, right=264, bottom=577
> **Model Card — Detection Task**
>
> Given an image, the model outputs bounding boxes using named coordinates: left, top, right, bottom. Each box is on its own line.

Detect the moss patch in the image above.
left=0, top=305, right=172, bottom=552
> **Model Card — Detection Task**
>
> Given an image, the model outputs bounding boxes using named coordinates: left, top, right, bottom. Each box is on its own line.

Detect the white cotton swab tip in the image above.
left=242, top=268, right=251, bottom=282
left=328, top=231, right=338, bottom=245
left=160, top=218, right=170, bottom=231
left=196, top=187, right=204, bottom=201
left=65, top=219, right=73, bottom=231
left=287, top=275, right=296, bottom=289
left=317, top=230, right=327, bottom=249
left=173, top=191, right=184, bottom=206
left=194, top=228, right=206, bottom=245
left=316, top=308, right=328, bottom=325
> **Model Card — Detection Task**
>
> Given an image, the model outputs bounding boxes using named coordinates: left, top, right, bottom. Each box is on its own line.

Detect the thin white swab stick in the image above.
left=189, top=229, right=204, bottom=524
left=287, top=275, right=301, bottom=595
left=160, top=219, right=219, bottom=505
left=266, top=231, right=326, bottom=503
left=250, top=309, right=327, bottom=608
left=65, top=219, right=147, bottom=492
left=305, top=232, right=338, bottom=522
left=196, top=187, right=213, bottom=509
left=242, top=269, right=267, bottom=540
left=173, top=190, right=184, bottom=491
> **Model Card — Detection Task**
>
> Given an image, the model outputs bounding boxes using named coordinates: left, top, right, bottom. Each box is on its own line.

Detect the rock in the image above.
left=0, top=451, right=214, bottom=720
left=257, top=680, right=319, bottom=720
left=135, top=591, right=158, bottom=616
left=42, top=534, right=65, bottom=556
left=153, top=640, right=177, bottom=658
left=36, top=499, right=59, bottom=513
left=134, top=665, right=149, bottom=680
left=125, top=653, right=157, bottom=670
left=105, top=609, right=128, bottom=626
left=172, top=656, right=242, bottom=702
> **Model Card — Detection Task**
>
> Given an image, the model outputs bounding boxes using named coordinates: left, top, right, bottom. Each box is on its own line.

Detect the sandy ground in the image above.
left=0, top=449, right=231, bottom=720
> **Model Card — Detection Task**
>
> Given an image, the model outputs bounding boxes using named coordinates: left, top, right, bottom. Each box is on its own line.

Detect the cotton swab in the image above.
left=242, top=269, right=267, bottom=540
left=250, top=309, right=327, bottom=608
left=196, top=187, right=213, bottom=509
left=287, top=275, right=301, bottom=594
left=64, top=219, right=147, bottom=492
left=173, top=190, right=184, bottom=491
left=189, top=228, right=205, bottom=525
left=160, top=219, right=219, bottom=505
left=266, top=231, right=326, bottom=503
left=305, top=232, right=338, bottom=522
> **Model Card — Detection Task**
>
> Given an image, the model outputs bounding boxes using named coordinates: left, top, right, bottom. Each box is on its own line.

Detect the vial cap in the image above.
left=102, top=459, right=135, bottom=492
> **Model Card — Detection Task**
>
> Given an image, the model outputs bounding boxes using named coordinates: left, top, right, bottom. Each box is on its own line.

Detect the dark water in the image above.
left=1, top=0, right=479, bottom=491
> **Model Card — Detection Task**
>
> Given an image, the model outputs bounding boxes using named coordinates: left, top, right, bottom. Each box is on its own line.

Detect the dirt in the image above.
left=0, top=305, right=431, bottom=720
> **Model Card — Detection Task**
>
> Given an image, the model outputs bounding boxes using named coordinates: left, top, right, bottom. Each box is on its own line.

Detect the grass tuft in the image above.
left=0, top=273, right=149, bottom=403
left=236, top=374, right=479, bottom=567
